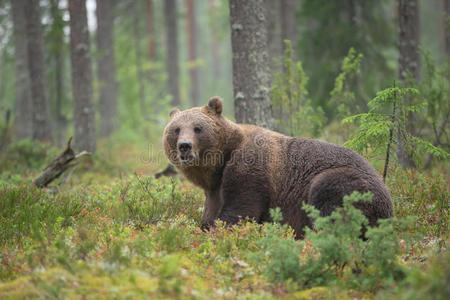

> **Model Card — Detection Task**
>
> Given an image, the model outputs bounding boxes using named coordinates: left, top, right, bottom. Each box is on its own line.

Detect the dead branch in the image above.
left=33, top=137, right=92, bottom=188
left=154, top=163, right=177, bottom=179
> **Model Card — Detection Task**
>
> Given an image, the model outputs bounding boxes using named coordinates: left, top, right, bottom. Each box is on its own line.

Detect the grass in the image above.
left=0, top=135, right=448, bottom=299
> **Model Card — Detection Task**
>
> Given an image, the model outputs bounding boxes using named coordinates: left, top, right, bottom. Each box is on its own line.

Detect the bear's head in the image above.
left=163, top=97, right=234, bottom=169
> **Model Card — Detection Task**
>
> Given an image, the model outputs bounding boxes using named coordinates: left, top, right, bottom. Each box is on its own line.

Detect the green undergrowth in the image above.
left=0, top=138, right=448, bottom=299
left=0, top=172, right=448, bottom=298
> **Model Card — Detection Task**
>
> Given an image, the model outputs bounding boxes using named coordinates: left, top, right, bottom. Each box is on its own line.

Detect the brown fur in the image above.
left=163, top=97, right=393, bottom=238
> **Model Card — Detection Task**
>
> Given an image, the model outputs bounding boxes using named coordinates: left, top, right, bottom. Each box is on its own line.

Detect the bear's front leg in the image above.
left=201, top=189, right=223, bottom=229
left=217, top=171, right=270, bottom=226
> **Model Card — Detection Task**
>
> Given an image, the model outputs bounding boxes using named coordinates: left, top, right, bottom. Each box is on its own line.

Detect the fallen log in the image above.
left=33, top=137, right=91, bottom=188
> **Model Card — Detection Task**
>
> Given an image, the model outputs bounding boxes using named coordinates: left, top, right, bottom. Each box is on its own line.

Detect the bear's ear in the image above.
left=169, top=108, right=180, bottom=119
left=207, top=96, right=223, bottom=115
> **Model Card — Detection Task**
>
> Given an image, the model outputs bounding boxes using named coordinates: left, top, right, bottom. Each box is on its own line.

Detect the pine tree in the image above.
left=11, top=0, right=32, bottom=141
left=397, top=0, right=420, bottom=169
left=186, top=0, right=200, bottom=106
left=229, top=0, right=273, bottom=128
left=69, top=0, right=96, bottom=152
left=24, top=0, right=53, bottom=143
left=164, top=0, right=180, bottom=106
left=96, top=0, right=118, bottom=137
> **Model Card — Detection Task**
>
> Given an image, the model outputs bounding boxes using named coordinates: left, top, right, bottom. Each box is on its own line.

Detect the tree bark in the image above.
left=209, top=0, right=221, bottom=78
left=443, top=0, right=450, bottom=58
left=69, top=0, right=96, bottom=152
left=11, top=0, right=32, bottom=141
left=50, top=0, right=67, bottom=147
left=96, top=0, right=118, bottom=137
left=186, top=0, right=200, bottom=106
left=266, top=0, right=282, bottom=72
left=229, top=0, right=273, bottom=129
left=146, top=0, right=156, bottom=61
left=397, top=0, right=420, bottom=169
left=164, top=0, right=180, bottom=106
left=398, top=0, right=420, bottom=82
left=24, top=0, right=53, bottom=143
left=133, top=1, right=147, bottom=119
left=280, top=0, right=298, bottom=55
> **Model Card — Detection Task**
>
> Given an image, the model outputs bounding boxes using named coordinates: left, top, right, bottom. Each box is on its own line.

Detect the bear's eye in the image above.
left=174, top=128, right=180, bottom=135
left=194, top=127, right=202, bottom=134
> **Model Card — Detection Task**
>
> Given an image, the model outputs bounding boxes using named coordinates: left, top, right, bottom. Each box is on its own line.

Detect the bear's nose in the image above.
left=178, top=142, right=192, bottom=153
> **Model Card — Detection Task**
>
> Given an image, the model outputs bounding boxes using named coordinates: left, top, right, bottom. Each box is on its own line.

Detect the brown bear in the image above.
left=163, top=96, right=393, bottom=238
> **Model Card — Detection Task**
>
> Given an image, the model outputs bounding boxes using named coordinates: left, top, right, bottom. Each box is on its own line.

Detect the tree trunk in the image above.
left=164, top=0, right=180, bottom=106
left=398, top=0, right=420, bottom=82
left=186, top=0, right=200, bottom=106
left=209, top=0, right=221, bottom=78
left=443, top=0, right=450, bottom=58
left=133, top=1, right=147, bottom=119
left=24, top=0, right=53, bottom=143
left=280, top=0, right=298, bottom=55
left=50, top=0, right=67, bottom=147
left=266, top=0, right=282, bottom=72
left=11, top=0, right=32, bottom=141
left=96, top=0, right=118, bottom=137
left=229, top=0, right=273, bottom=129
left=146, top=0, right=156, bottom=61
left=69, top=0, right=96, bottom=152
left=397, top=0, right=420, bottom=169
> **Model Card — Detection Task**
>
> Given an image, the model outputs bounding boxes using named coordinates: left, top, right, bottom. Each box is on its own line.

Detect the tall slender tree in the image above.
left=397, top=0, right=420, bottom=169
left=96, top=0, right=118, bottom=137
left=164, top=0, right=180, bottom=106
left=186, top=0, right=200, bottom=106
left=443, top=0, right=450, bottom=57
left=11, top=0, right=32, bottom=140
left=209, top=0, right=221, bottom=79
left=24, top=0, right=53, bottom=142
left=280, top=0, right=298, bottom=54
left=229, top=0, right=273, bottom=128
left=266, top=0, right=282, bottom=72
left=133, top=1, right=147, bottom=118
left=398, top=0, right=420, bottom=82
left=69, top=0, right=96, bottom=152
left=145, top=0, right=156, bottom=61
left=49, top=0, right=67, bottom=146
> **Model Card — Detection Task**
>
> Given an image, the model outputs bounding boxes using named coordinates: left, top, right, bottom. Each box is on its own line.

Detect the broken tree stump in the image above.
left=154, top=163, right=178, bottom=179
left=33, top=137, right=91, bottom=188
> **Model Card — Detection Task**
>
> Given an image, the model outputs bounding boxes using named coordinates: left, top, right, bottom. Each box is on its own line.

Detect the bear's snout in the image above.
left=178, top=141, right=192, bottom=154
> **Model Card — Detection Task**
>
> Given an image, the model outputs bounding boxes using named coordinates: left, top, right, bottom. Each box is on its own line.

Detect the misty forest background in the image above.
left=0, top=0, right=449, bottom=299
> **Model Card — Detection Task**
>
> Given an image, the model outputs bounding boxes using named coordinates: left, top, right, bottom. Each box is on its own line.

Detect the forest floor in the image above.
left=0, top=134, right=448, bottom=299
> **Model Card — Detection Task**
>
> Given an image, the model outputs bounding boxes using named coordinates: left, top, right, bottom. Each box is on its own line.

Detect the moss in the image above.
left=287, top=287, right=372, bottom=300
left=0, top=276, right=40, bottom=299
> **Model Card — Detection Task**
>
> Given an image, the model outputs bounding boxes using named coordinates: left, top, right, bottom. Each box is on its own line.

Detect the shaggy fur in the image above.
left=163, top=97, right=393, bottom=238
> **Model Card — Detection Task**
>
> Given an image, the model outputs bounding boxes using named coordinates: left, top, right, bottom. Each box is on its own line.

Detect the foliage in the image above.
left=299, top=0, right=397, bottom=120
left=249, top=208, right=301, bottom=283
left=271, top=40, right=325, bottom=137
left=413, top=49, right=450, bottom=167
left=330, top=48, right=364, bottom=119
left=343, top=84, right=449, bottom=173
left=297, top=192, right=415, bottom=292
left=388, top=168, right=449, bottom=239
left=387, top=251, right=450, bottom=300
left=250, top=192, right=419, bottom=293
left=0, top=176, right=202, bottom=248
left=0, top=151, right=448, bottom=298
left=0, top=139, right=60, bottom=173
